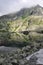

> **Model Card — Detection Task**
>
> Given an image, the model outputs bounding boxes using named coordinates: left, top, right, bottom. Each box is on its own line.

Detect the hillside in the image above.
left=0, top=5, right=43, bottom=47
left=0, top=15, right=43, bottom=47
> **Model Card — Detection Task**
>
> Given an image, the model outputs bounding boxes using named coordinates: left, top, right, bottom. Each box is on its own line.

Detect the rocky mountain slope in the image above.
left=0, top=5, right=43, bottom=21
left=0, top=5, right=43, bottom=47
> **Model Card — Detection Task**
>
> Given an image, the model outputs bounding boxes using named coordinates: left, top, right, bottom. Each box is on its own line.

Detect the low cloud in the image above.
left=0, top=0, right=43, bottom=16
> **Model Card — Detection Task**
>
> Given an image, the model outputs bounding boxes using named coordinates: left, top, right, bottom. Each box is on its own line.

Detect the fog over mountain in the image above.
left=0, top=0, right=43, bottom=16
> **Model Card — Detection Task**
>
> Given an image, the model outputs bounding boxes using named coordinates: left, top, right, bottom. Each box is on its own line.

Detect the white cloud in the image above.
left=22, top=0, right=28, bottom=3
left=0, top=0, right=43, bottom=16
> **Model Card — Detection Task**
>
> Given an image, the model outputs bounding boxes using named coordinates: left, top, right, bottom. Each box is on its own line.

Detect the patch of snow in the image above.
left=26, top=49, right=43, bottom=64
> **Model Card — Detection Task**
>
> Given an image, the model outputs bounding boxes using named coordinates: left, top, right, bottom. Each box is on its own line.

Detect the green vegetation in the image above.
left=0, top=15, right=43, bottom=47
left=0, top=5, right=43, bottom=47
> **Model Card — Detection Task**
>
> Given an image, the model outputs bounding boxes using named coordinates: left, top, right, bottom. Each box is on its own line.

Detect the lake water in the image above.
left=0, top=46, right=17, bottom=52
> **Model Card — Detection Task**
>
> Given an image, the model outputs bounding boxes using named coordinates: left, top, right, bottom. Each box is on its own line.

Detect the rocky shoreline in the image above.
left=0, top=46, right=43, bottom=65
left=0, top=46, right=29, bottom=65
